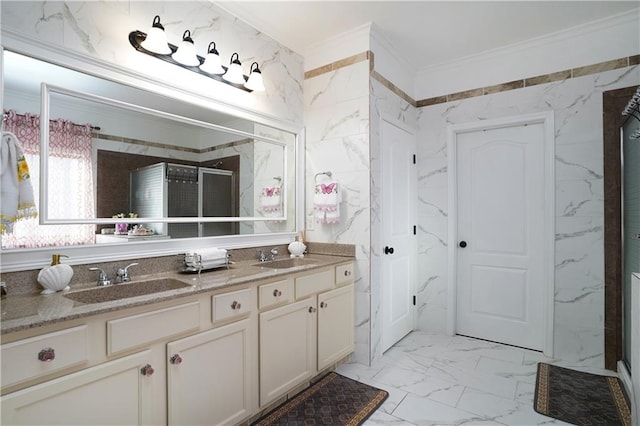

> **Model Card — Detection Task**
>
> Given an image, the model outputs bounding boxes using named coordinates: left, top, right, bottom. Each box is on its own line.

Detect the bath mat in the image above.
left=534, top=362, right=631, bottom=426
left=252, top=372, right=388, bottom=426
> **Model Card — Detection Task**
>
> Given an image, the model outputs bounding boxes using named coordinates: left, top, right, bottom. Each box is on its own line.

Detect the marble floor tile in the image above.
left=335, top=331, right=618, bottom=426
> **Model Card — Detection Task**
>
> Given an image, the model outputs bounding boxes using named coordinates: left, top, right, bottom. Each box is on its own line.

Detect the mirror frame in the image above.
left=0, top=29, right=305, bottom=273
left=40, top=83, right=289, bottom=224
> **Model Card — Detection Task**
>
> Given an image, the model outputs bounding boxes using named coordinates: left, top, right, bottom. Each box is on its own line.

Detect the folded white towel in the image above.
left=0, top=132, right=37, bottom=233
left=313, top=181, right=341, bottom=224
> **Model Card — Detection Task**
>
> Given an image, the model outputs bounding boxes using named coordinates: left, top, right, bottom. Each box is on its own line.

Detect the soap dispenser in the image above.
left=37, top=254, right=73, bottom=294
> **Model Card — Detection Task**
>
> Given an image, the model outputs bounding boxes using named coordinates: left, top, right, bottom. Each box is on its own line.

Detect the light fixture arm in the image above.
left=128, top=30, right=253, bottom=92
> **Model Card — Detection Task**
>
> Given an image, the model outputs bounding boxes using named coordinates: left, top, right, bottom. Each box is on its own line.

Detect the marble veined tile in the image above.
left=475, top=357, right=538, bottom=384
left=363, top=410, right=416, bottom=425
left=392, top=394, right=488, bottom=425
left=427, top=360, right=519, bottom=400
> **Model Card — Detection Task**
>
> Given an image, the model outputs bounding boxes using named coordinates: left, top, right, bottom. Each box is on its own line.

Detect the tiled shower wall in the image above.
left=417, top=65, right=640, bottom=367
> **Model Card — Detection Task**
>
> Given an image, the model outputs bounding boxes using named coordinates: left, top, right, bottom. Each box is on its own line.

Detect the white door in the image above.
left=455, top=122, right=546, bottom=351
left=381, top=119, right=417, bottom=352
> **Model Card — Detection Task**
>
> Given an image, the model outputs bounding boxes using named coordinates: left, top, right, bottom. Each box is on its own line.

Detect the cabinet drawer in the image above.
left=108, top=301, right=200, bottom=355
left=335, top=262, right=355, bottom=286
left=212, top=288, right=252, bottom=322
left=259, top=279, right=294, bottom=310
left=295, top=269, right=334, bottom=299
left=1, top=325, right=89, bottom=388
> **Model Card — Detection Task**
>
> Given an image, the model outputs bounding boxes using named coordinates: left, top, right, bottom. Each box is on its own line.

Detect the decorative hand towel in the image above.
left=260, top=186, right=282, bottom=217
left=314, top=181, right=341, bottom=224
left=0, top=132, right=37, bottom=233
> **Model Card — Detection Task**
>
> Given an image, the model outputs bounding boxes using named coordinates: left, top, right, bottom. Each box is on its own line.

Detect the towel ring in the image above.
left=273, top=176, right=282, bottom=187
left=314, top=171, right=332, bottom=182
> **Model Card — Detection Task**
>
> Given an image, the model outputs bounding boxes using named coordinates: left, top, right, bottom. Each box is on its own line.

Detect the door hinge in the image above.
left=413, top=225, right=416, bottom=235
left=413, top=154, right=416, bottom=164
left=412, top=295, right=416, bottom=306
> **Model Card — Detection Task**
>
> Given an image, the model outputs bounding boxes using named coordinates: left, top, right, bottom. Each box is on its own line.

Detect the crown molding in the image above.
left=417, top=8, right=639, bottom=75
left=304, top=22, right=372, bottom=71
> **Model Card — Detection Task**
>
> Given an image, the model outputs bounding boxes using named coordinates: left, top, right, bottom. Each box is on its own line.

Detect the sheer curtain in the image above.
left=2, top=110, right=95, bottom=248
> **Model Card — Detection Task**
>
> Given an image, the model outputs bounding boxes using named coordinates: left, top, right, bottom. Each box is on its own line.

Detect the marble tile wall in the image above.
left=417, top=64, right=640, bottom=367
left=303, top=59, right=371, bottom=365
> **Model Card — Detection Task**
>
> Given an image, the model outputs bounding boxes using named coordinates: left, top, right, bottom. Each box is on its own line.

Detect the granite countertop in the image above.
left=0, top=254, right=352, bottom=335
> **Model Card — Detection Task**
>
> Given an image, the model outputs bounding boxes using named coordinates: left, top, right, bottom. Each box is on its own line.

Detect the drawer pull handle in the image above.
left=170, top=354, right=183, bottom=365
left=140, top=364, right=155, bottom=377
left=38, top=347, right=55, bottom=362
left=320, top=301, right=328, bottom=309
left=231, top=301, right=242, bottom=310
left=273, top=289, right=282, bottom=297
left=344, top=270, right=351, bottom=276
left=308, top=306, right=317, bottom=313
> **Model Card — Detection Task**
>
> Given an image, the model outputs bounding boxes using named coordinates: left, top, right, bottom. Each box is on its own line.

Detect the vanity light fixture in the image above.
left=140, top=15, right=171, bottom=54
left=129, top=16, right=265, bottom=92
left=171, top=30, right=199, bottom=66
left=622, top=86, right=640, bottom=139
left=222, top=53, right=246, bottom=85
left=199, top=42, right=225, bottom=75
left=245, top=62, right=265, bottom=92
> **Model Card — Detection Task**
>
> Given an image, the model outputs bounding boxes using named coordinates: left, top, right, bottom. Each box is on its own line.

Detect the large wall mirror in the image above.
left=1, top=47, right=303, bottom=270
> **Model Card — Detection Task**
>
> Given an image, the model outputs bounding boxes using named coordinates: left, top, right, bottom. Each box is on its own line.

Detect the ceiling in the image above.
left=216, top=1, right=638, bottom=71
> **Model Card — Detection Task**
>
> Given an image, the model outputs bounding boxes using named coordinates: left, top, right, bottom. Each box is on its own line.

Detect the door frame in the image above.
left=446, top=111, right=555, bottom=356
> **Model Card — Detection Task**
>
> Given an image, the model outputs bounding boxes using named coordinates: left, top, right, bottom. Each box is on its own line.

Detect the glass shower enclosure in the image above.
left=130, top=162, right=237, bottom=238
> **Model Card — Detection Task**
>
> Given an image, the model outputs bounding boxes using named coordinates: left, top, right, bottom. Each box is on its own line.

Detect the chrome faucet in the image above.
left=115, top=263, right=139, bottom=283
left=258, top=248, right=278, bottom=262
left=88, top=267, right=111, bottom=286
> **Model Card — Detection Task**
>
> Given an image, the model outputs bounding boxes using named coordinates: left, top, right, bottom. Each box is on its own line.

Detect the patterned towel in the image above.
left=260, top=186, right=282, bottom=217
left=314, top=181, right=341, bottom=224
left=0, top=132, right=37, bottom=233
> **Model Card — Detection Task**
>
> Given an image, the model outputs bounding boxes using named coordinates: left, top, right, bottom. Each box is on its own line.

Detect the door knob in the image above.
left=459, top=241, right=467, bottom=248
left=384, top=246, right=394, bottom=255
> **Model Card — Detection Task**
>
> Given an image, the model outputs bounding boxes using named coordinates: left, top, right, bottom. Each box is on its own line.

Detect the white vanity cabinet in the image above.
left=259, top=296, right=317, bottom=406
left=1, top=349, right=153, bottom=425
left=167, top=317, right=255, bottom=426
left=1, top=287, right=258, bottom=426
left=258, top=262, right=355, bottom=407
left=318, top=284, right=354, bottom=370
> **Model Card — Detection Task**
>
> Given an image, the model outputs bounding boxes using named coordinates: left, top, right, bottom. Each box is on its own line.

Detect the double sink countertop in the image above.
left=1, top=254, right=353, bottom=335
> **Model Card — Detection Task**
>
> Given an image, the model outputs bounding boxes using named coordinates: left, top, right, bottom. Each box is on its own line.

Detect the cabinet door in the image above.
left=167, top=318, right=255, bottom=426
left=318, top=284, right=354, bottom=370
left=259, top=297, right=316, bottom=406
left=1, top=350, right=152, bottom=425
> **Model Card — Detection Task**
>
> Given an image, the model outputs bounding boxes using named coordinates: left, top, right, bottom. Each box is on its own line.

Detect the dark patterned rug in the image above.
left=534, top=363, right=631, bottom=426
left=252, top=372, right=389, bottom=426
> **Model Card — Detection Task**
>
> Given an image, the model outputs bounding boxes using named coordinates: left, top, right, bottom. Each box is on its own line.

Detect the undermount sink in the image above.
left=64, top=278, right=192, bottom=304
left=253, top=258, right=318, bottom=269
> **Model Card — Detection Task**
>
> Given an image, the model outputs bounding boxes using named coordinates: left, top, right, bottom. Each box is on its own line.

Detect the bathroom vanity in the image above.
left=0, top=255, right=354, bottom=426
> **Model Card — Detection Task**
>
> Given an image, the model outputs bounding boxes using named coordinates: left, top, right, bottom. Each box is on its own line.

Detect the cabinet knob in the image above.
left=320, top=301, right=328, bottom=309
left=38, top=347, right=55, bottom=362
left=308, top=306, right=317, bottom=313
left=140, top=364, right=155, bottom=377
left=231, top=301, right=242, bottom=310
left=344, top=270, right=351, bottom=276
left=273, top=289, right=282, bottom=297
left=170, top=354, right=183, bottom=365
